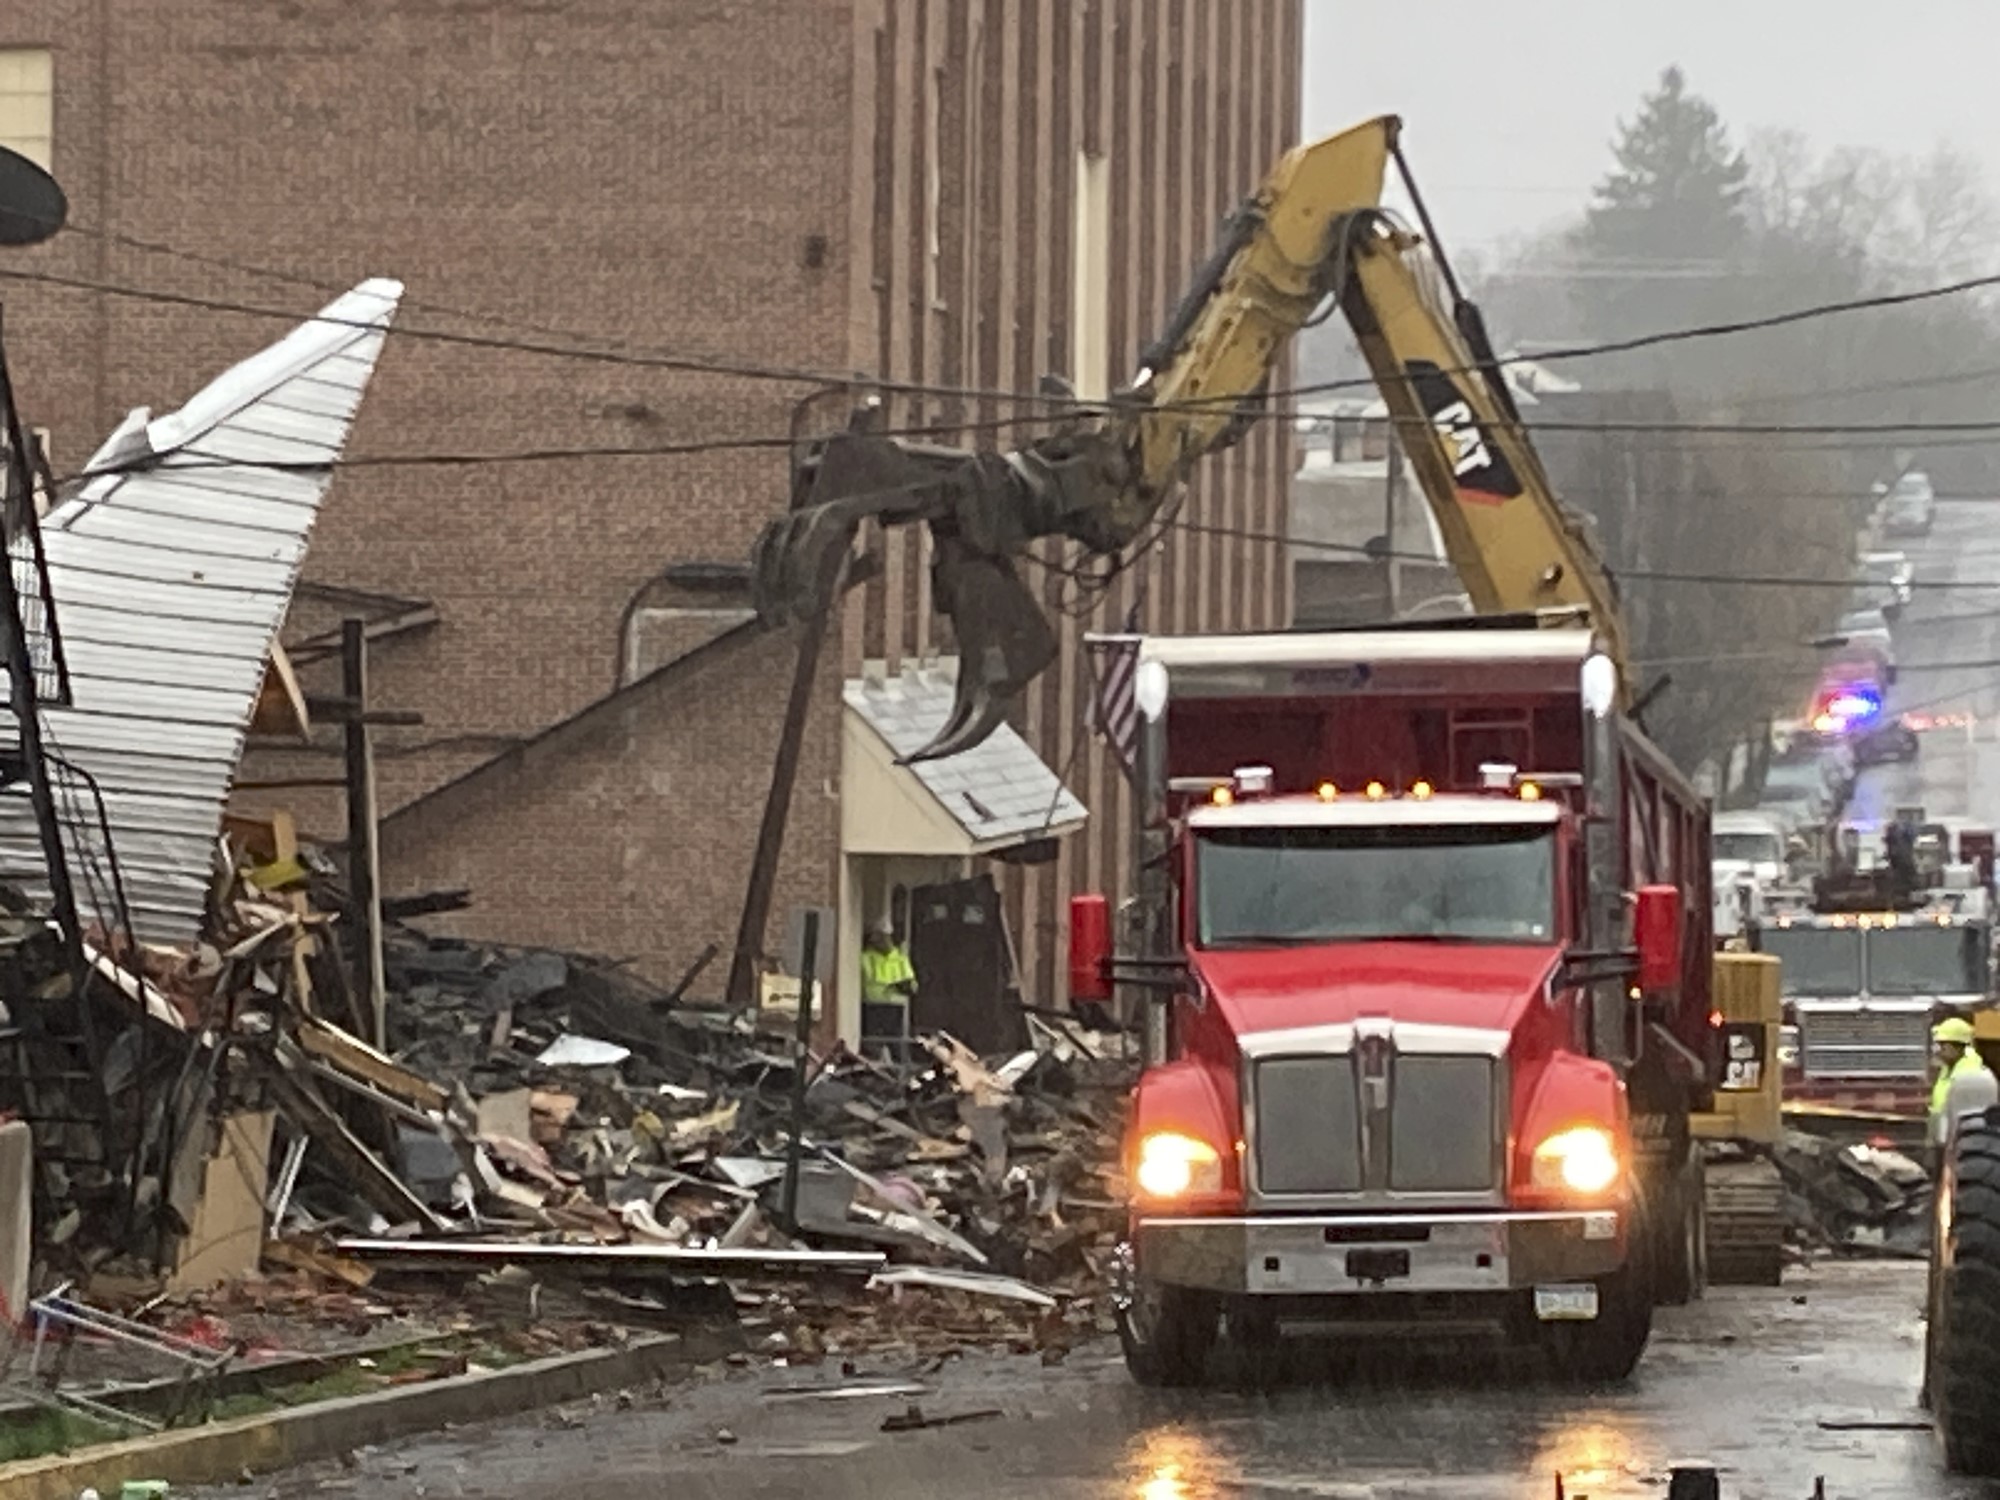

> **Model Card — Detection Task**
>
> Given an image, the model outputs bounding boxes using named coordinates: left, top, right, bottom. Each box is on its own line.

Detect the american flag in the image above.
left=1087, top=610, right=1144, bottom=778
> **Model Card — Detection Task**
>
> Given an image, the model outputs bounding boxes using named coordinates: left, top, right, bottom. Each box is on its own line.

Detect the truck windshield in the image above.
left=1757, top=927, right=1861, bottom=996
left=1714, top=832, right=1781, bottom=866
left=1194, top=823, right=1557, bottom=947
left=1868, top=926, right=1989, bottom=996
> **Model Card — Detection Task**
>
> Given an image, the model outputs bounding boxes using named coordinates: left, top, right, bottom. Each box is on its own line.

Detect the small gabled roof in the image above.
left=844, top=666, right=1086, bottom=852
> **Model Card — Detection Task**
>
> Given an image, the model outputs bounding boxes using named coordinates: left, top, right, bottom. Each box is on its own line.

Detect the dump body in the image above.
left=1111, top=623, right=1715, bottom=1355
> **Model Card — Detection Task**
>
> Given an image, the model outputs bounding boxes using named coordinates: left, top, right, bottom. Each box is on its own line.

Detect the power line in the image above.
left=1167, top=516, right=2000, bottom=595
left=1263, top=268, right=2000, bottom=408
left=0, top=264, right=970, bottom=405
left=45, top=410, right=2000, bottom=500
left=1699, top=362, right=2000, bottom=411
left=10, top=248, right=2000, bottom=428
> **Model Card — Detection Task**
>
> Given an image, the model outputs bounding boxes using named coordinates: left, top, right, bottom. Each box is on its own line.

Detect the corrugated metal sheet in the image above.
left=0, top=278, right=403, bottom=947
left=844, top=668, right=1086, bottom=849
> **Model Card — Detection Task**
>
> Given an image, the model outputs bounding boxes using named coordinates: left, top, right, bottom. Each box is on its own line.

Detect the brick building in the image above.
left=0, top=1, right=1300, bottom=1036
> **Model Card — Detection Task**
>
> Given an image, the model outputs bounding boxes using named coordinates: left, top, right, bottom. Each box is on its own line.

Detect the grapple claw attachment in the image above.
left=750, top=506, right=856, bottom=626
left=748, top=414, right=1062, bottom=763
left=900, top=538, right=1056, bottom=765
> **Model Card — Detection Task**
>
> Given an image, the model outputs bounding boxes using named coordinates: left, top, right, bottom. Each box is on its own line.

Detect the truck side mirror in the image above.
left=1634, top=884, right=1682, bottom=992
left=1068, top=892, right=1112, bottom=1004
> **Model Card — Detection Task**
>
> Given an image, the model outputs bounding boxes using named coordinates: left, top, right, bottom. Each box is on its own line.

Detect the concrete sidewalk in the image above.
left=0, top=1331, right=717, bottom=1500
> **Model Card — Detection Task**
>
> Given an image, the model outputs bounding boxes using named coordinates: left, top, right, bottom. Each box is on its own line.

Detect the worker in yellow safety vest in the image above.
left=860, top=921, right=917, bottom=1054
left=1930, top=1016, right=1995, bottom=1152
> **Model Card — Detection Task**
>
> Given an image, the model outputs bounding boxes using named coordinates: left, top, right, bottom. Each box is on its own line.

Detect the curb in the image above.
left=0, top=1331, right=716, bottom=1500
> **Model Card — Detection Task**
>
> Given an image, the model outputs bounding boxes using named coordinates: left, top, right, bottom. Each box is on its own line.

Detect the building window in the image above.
left=0, top=50, right=52, bottom=171
left=1071, top=151, right=1111, bottom=402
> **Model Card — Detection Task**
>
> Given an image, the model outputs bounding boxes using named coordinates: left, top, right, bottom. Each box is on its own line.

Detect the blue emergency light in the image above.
left=1819, top=686, right=1883, bottom=731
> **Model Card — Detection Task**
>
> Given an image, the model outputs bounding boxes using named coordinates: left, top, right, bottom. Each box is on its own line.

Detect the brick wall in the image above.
left=0, top=0, right=1302, bottom=996
left=380, top=620, right=840, bottom=991
left=846, top=0, right=1303, bottom=1004
left=2, top=0, right=856, bottom=813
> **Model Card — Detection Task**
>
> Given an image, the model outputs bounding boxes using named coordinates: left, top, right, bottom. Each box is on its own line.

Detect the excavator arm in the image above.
left=750, top=113, right=1626, bottom=763
left=1331, top=148, right=1628, bottom=680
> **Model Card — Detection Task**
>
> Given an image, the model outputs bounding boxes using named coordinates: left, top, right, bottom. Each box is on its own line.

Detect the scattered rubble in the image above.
left=1773, top=1131, right=1932, bottom=1258
left=0, top=826, right=1135, bottom=1388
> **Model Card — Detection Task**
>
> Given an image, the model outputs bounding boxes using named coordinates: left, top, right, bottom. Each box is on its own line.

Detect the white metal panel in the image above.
left=0, top=278, right=403, bottom=946
left=1134, top=627, right=1596, bottom=671
left=1188, top=796, right=1563, bottom=831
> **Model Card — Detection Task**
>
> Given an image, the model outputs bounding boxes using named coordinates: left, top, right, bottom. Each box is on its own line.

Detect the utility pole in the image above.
left=727, top=557, right=839, bottom=1012
left=777, top=909, right=821, bottom=1232
left=341, top=619, right=385, bottom=1046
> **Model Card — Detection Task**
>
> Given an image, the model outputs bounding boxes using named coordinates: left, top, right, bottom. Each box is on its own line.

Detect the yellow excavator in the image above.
left=751, top=112, right=1786, bottom=1287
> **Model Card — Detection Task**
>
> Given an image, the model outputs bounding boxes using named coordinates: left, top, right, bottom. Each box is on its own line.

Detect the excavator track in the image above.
left=1703, top=1154, right=1788, bottom=1286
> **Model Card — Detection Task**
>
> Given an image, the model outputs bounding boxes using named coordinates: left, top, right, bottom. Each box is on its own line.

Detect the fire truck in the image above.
left=1752, top=815, right=1996, bottom=1119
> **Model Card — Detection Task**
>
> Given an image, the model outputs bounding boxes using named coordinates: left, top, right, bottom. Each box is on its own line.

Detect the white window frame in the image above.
left=0, top=49, right=53, bottom=172
left=1071, top=151, right=1111, bottom=402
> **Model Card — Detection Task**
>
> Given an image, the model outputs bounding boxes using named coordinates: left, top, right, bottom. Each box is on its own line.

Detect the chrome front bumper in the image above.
left=1126, top=1211, right=1623, bottom=1297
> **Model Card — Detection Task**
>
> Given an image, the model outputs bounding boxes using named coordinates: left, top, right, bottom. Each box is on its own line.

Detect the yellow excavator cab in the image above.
left=1698, top=952, right=1784, bottom=1147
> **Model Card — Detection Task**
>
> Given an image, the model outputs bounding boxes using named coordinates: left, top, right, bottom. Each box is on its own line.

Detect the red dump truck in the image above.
left=1070, top=619, right=1720, bottom=1384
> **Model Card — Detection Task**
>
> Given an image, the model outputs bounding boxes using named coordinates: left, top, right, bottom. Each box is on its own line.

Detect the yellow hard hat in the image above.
left=1934, top=1017, right=1977, bottom=1047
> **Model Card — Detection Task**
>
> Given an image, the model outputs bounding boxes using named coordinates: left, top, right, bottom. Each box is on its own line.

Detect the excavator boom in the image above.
left=750, top=113, right=1627, bottom=762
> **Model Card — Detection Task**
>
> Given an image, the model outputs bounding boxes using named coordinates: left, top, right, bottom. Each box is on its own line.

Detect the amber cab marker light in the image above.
left=1364, top=780, right=1387, bottom=801
left=1518, top=780, right=1542, bottom=801
left=1316, top=781, right=1339, bottom=801
left=1411, top=779, right=1434, bottom=800
left=1210, top=785, right=1233, bottom=807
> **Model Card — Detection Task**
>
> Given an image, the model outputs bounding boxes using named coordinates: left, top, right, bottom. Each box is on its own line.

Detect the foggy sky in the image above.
left=1302, top=0, right=2000, bottom=255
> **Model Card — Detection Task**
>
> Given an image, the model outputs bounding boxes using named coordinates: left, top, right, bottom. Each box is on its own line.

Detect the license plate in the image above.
left=1534, top=1284, right=1600, bottom=1322
left=1345, top=1248, right=1411, bottom=1284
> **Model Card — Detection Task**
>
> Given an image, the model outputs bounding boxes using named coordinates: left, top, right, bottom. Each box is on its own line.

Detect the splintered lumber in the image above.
left=296, top=1017, right=448, bottom=1112
left=264, top=1073, right=449, bottom=1235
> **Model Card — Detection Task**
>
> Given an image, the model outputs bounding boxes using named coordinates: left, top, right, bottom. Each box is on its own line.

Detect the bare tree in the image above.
left=1906, top=143, right=1997, bottom=281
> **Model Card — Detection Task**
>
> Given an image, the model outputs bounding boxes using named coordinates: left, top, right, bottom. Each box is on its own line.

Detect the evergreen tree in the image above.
left=1583, top=66, right=1749, bottom=265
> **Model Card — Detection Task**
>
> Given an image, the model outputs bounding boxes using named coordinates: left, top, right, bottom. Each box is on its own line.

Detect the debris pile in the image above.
left=1773, top=1131, right=1932, bottom=1258
left=5, top=833, right=1136, bottom=1359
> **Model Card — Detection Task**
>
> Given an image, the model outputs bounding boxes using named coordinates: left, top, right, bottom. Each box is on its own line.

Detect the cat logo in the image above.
left=1432, top=398, right=1491, bottom=478
left=1403, top=359, right=1522, bottom=505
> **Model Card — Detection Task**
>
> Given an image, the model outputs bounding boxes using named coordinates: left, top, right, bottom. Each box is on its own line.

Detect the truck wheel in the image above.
left=1931, top=1110, right=2000, bottom=1474
left=1655, top=1152, right=1707, bottom=1306
left=1118, top=1277, right=1217, bottom=1388
left=1542, top=1203, right=1655, bottom=1384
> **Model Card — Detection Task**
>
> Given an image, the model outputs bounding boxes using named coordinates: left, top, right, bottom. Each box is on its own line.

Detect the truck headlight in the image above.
left=1134, top=1132, right=1222, bottom=1199
left=1530, top=1126, right=1622, bottom=1195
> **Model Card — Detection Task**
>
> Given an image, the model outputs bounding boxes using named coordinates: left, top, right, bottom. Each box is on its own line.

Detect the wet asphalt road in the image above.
left=1848, top=498, right=2000, bottom=829
left=209, top=1263, right=1981, bottom=1500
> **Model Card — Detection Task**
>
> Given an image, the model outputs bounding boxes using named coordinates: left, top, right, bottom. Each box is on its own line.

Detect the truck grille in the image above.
left=1251, top=1051, right=1500, bottom=1198
left=1797, top=1009, right=1930, bottom=1079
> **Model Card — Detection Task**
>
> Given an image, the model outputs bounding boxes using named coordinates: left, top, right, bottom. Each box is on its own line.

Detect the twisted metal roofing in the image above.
left=0, top=278, right=403, bottom=947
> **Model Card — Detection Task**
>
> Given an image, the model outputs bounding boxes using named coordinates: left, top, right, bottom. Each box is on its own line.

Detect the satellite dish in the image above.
left=0, top=147, right=66, bottom=247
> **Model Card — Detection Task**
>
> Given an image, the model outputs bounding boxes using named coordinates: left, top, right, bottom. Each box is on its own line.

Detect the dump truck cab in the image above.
left=1075, top=621, right=1715, bottom=1385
